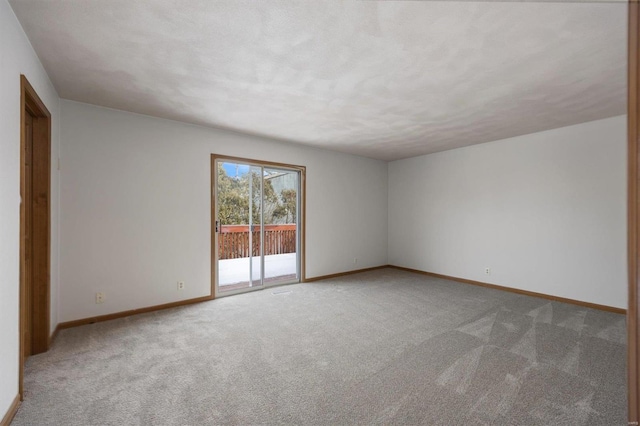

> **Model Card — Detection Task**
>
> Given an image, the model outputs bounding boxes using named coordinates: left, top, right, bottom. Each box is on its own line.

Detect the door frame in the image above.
left=210, top=154, right=306, bottom=299
left=631, top=0, right=640, bottom=421
left=19, top=75, right=51, bottom=399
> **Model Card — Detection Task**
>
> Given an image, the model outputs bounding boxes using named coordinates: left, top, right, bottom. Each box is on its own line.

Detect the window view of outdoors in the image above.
left=217, top=163, right=296, bottom=226
left=217, top=162, right=298, bottom=291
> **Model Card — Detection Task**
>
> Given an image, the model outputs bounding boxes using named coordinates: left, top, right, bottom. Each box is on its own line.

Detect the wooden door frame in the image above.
left=210, top=154, right=306, bottom=299
left=19, top=75, right=51, bottom=399
left=631, top=0, right=640, bottom=422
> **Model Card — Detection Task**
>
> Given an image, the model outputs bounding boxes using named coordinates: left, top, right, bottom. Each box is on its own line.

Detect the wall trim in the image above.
left=57, top=296, right=213, bottom=329
left=304, top=265, right=389, bottom=282
left=1, top=394, right=20, bottom=426
left=55, top=264, right=623, bottom=331
left=389, top=265, right=626, bottom=315
left=56, top=266, right=387, bottom=330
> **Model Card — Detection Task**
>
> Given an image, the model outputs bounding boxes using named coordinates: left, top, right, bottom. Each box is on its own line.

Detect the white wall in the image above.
left=389, top=116, right=627, bottom=309
left=59, top=100, right=388, bottom=322
left=0, top=0, right=60, bottom=418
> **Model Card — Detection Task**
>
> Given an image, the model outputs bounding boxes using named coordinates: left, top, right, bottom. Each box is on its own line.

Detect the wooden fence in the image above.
left=218, top=224, right=296, bottom=260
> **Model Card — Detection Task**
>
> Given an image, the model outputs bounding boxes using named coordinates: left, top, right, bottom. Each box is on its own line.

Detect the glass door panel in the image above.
left=263, top=168, right=299, bottom=285
left=217, top=161, right=252, bottom=293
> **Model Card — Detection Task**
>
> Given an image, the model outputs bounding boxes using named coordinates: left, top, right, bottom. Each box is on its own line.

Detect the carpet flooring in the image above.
left=13, top=268, right=627, bottom=425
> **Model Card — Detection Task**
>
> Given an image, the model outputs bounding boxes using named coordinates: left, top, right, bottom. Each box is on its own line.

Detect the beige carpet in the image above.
left=14, top=268, right=626, bottom=425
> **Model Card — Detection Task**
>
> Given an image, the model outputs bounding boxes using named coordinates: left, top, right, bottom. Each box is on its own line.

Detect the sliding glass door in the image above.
left=213, top=157, right=303, bottom=296
left=263, top=167, right=299, bottom=284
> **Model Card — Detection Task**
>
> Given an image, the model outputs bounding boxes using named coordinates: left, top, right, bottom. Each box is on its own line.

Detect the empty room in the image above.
left=1, top=0, right=637, bottom=425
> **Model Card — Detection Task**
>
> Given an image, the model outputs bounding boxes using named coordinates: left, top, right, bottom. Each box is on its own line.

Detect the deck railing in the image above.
left=218, top=224, right=296, bottom=260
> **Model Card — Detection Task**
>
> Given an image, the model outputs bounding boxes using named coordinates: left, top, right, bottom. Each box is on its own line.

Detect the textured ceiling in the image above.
left=10, top=0, right=626, bottom=161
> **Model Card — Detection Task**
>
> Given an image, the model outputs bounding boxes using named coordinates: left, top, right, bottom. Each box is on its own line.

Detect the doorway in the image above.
left=211, top=155, right=305, bottom=297
left=19, top=75, right=51, bottom=399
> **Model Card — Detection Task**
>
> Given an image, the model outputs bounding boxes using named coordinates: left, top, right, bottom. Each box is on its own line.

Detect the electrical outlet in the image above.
left=177, top=281, right=185, bottom=290
left=353, top=258, right=358, bottom=264
left=485, top=268, right=491, bottom=275
left=96, top=292, right=105, bottom=304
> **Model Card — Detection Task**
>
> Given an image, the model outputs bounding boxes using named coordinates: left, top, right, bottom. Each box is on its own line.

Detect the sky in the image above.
left=222, top=162, right=250, bottom=178
left=222, top=162, right=287, bottom=179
